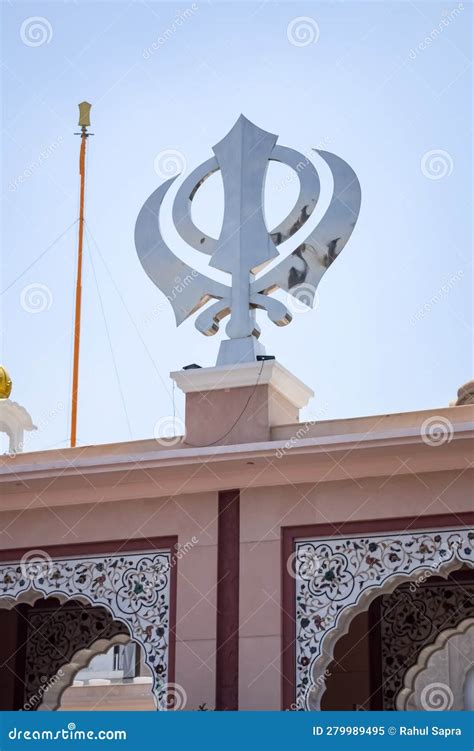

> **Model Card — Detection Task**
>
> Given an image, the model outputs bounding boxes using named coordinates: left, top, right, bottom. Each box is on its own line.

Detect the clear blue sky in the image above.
left=1, top=0, right=472, bottom=452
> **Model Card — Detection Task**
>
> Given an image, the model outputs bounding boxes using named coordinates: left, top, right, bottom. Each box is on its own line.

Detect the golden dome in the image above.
left=0, top=366, right=12, bottom=399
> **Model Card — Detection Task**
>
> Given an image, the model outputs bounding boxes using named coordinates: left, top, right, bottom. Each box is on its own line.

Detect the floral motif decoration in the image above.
left=0, top=551, right=172, bottom=709
left=294, top=528, right=473, bottom=709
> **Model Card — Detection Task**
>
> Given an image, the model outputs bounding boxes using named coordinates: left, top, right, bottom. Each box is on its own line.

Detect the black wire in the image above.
left=182, top=358, right=266, bottom=448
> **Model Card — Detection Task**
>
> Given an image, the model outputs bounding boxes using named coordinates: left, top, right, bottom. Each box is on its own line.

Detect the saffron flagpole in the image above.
left=70, top=102, right=92, bottom=448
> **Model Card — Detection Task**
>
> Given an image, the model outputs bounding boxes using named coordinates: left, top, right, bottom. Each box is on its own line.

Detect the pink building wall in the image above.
left=0, top=402, right=472, bottom=710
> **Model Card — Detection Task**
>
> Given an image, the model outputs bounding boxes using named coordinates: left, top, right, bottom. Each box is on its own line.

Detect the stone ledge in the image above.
left=171, top=360, right=314, bottom=409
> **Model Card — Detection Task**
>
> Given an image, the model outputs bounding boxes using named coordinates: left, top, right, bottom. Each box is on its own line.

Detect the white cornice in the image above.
left=0, top=421, right=472, bottom=483
left=170, top=360, right=314, bottom=409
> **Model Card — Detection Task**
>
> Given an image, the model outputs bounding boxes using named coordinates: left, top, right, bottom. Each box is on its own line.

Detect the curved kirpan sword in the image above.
left=135, top=117, right=361, bottom=346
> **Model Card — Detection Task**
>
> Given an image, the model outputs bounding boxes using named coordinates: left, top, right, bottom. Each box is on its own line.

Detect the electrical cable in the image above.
left=84, top=220, right=178, bottom=414
left=85, top=225, right=134, bottom=440
left=2, top=220, right=78, bottom=295
left=182, top=358, right=266, bottom=448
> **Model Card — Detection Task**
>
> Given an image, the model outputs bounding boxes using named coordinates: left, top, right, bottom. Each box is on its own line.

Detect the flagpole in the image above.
left=70, top=102, right=92, bottom=448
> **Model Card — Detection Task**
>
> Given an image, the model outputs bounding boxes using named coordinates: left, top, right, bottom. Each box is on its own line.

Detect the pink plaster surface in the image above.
left=58, top=683, right=155, bottom=711
left=175, top=638, right=216, bottom=710
left=239, top=636, right=282, bottom=710
left=175, top=542, right=217, bottom=642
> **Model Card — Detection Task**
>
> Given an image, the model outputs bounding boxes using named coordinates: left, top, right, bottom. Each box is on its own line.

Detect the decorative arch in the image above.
left=17, top=597, right=129, bottom=710
left=0, top=545, right=173, bottom=710
left=37, top=633, right=131, bottom=711
left=289, top=525, right=473, bottom=710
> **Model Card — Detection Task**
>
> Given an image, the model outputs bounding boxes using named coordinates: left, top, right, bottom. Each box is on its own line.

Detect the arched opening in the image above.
left=320, top=568, right=474, bottom=710
left=0, top=596, right=154, bottom=711
left=0, top=544, right=173, bottom=710
left=55, top=640, right=155, bottom=711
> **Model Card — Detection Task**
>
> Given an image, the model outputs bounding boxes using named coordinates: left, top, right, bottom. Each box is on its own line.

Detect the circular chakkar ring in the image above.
left=171, top=145, right=321, bottom=256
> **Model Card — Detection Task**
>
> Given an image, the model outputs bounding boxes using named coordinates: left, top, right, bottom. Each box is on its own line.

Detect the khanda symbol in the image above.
left=135, top=115, right=361, bottom=366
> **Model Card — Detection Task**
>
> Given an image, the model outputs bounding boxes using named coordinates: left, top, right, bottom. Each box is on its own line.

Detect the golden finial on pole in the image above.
left=78, top=101, right=92, bottom=128
left=70, top=102, right=93, bottom=448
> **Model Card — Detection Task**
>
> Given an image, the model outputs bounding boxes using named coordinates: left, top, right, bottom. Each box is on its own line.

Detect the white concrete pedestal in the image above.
left=171, top=361, right=314, bottom=446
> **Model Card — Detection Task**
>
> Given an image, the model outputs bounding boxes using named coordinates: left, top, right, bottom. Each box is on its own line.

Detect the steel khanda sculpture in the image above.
left=135, top=115, right=361, bottom=366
